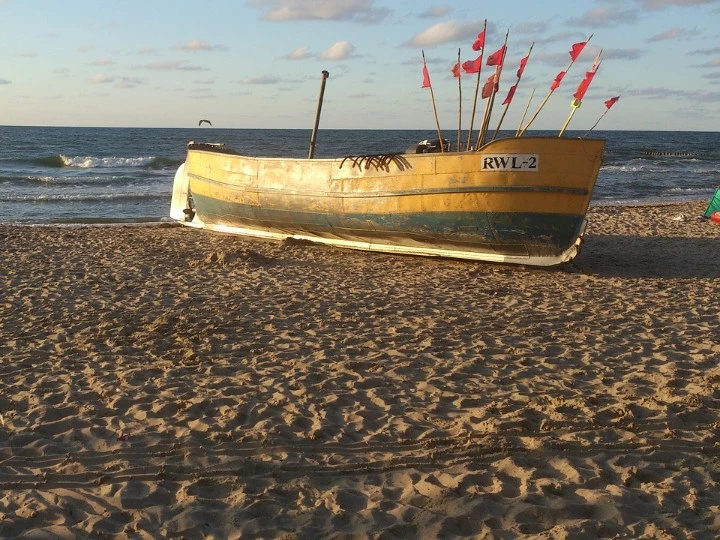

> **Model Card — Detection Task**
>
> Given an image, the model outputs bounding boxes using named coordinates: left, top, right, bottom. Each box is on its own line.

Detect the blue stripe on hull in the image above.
left=192, top=194, right=585, bottom=257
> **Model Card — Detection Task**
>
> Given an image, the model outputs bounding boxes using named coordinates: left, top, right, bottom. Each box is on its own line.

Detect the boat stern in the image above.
left=169, top=162, right=204, bottom=227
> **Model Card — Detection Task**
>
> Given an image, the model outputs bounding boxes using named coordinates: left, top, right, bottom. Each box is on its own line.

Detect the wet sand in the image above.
left=1, top=200, right=718, bottom=538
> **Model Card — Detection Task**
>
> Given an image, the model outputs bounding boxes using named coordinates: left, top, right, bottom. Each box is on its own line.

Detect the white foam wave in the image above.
left=666, top=186, right=714, bottom=194
left=600, top=163, right=681, bottom=173
left=28, top=175, right=56, bottom=183
left=601, top=164, right=646, bottom=173
left=1, top=192, right=166, bottom=203
left=60, top=155, right=156, bottom=168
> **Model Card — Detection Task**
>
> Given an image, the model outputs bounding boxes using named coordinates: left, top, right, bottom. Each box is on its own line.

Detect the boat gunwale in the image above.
left=186, top=135, right=605, bottom=163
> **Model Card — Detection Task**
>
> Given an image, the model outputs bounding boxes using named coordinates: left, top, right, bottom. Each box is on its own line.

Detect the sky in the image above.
left=1, top=0, right=719, bottom=132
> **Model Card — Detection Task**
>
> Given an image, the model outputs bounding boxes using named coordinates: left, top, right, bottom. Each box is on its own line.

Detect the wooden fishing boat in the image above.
left=170, top=135, right=605, bottom=266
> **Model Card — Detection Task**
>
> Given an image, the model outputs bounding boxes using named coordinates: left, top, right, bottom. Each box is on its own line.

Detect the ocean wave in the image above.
left=601, top=162, right=718, bottom=174
left=148, top=157, right=184, bottom=169
left=665, top=186, right=716, bottom=195
left=1, top=175, right=60, bottom=187
left=21, top=176, right=58, bottom=185
left=6, top=218, right=170, bottom=226
left=29, top=154, right=182, bottom=169
left=600, top=163, right=676, bottom=173
left=32, top=155, right=66, bottom=168
left=0, top=192, right=169, bottom=203
left=61, top=155, right=157, bottom=168
left=0, top=174, right=164, bottom=187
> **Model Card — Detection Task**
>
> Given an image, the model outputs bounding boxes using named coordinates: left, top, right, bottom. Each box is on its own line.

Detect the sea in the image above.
left=0, top=126, right=718, bottom=225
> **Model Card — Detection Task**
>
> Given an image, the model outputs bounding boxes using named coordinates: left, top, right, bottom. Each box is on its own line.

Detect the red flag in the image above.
left=573, top=73, right=595, bottom=101
left=550, top=70, right=565, bottom=91
left=573, top=54, right=602, bottom=101
left=486, top=45, right=505, bottom=66
left=421, top=65, right=431, bottom=88
left=472, top=30, right=486, bottom=51
left=604, top=96, right=620, bottom=109
left=481, top=73, right=498, bottom=99
left=462, top=56, right=482, bottom=74
left=569, top=41, right=587, bottom=61
left=516, top=54, right=529, bottom=78
left=451, top=62, right=461, bottom=78
left=502, top=83, right=517, bottom=105
left=573, top=72, right=594, bottom=101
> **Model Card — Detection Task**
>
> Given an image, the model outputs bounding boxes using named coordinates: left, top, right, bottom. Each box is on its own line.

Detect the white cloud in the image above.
left=249, top=0, right=389, bottom=23
left=177, top=39, right=226, bottom=52
left=418, top=5, right=451, bottom=18
left=602, top=48, right=646, bottom=60
left=514, top=22, right=551, bottom=35
left=320, top=41, right=355, bottom=60
left=15, top=51, right=37, bottom=58
left=115, top=77, right=144, bottom=89
left=405, top=21, right=483, bottom=47
left=135, top=61, right=208, bottom=71
left=533, top=31, right=585, bottom=46
left=86, top=74, right=114, bottom=84
left=285, top=46, right=312, bottom=60
left=639, top=0, right=718, bottom=9
left=240, top=75, right=281, bottom=84
left=695, top=58, right=720, bottom=67
left=567, top=7, right=639, bottom=27
left=88, top=58, right=115, bottom=66
left=647, top=27, right=695, bottom=41
left=690, top=46, right=720, bottom=54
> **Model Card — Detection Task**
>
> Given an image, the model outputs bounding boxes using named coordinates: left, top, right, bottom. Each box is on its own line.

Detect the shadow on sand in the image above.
left=573, top=235, right=719, bottom=279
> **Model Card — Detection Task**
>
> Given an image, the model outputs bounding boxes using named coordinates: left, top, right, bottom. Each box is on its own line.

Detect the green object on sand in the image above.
left=704, top=187, right=720, bottom=218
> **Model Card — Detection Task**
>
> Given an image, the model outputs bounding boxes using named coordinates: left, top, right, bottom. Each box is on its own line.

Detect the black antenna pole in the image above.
left=308, top=70, right=330, bottom=159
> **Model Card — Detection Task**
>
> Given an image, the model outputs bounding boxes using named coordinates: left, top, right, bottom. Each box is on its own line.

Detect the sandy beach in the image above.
left=1, top=200, right=718, bottom=538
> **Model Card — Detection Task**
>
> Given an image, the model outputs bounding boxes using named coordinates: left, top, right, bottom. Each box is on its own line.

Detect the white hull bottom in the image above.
left=173, top=216, right=584, bottom=267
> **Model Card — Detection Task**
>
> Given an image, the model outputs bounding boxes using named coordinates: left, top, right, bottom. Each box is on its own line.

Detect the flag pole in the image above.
left=475, top=89, right=493, bottom=150
left=558, top=100, right=580, bottom=137
left=476, top=70, right=497, bottom=149
left=583, top=96, right=620, bottom=138
left=477, top=29, right=509, bottom=149
left=516, top=88, right=535, bottom=136
left=560, top=51, right=602, bottom=137
left=422, top=50, right=445, bottom=152
left=456, top=48, right=462, bottom=152
left=517, top=87, right=552, bottom=137
left=308, top=70, right=329, bottom=159
left=466, top=71, right=482, bottom=150
left=466, top=19, right=487, bottom=151
left=518, top=33, right=592, bottom=136
left=493, top=42, right=533, bottom=141
left=582, top=111, right=607, bottom=138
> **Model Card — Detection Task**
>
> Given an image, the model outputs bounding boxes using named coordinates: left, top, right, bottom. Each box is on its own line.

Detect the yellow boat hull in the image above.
left=171, top=136, right=605, bottom=266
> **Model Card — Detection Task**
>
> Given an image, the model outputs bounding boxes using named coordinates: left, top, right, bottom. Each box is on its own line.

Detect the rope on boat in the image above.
left=339, top=153, right=412, bottom=172
left=187, top=142, right=242, bottom=156
left=641, top=150, right=696, bottom=157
